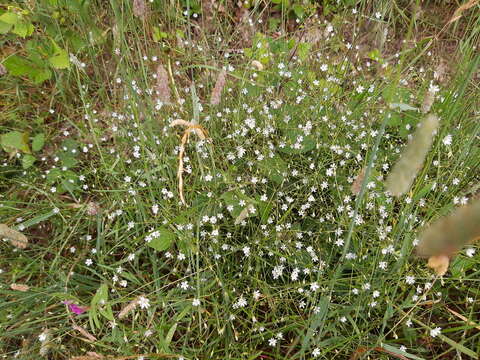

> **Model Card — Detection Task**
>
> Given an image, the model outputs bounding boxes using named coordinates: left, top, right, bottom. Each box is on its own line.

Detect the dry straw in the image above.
left=386, top=114, right=439, bottom=196
left=170, top=119, right=208, bottom=206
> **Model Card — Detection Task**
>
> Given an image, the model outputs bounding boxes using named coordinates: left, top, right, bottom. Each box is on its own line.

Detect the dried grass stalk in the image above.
left=421, top=91, right=435, bottom=114
left=132, top=0, right=148, bottom=19
left=416, top=199, right=480, bottom=258
left=385, top=114, right=439, bottom=196
left=155, top=64, right=171, bottom=105
left=447, top=0, right=478, bottom=24
left=170, top=120, right=208, bottom=205
left=0, top=223, right=28, bottom=248
left=351, top=168, right=366, bottom=195
left=72, top=325, right=97, bottom=342
left=210, top=68, right=226, bottom=105
left=118, top=297, right=140, bottom=319
left=10, top=283, right=29, bottom=291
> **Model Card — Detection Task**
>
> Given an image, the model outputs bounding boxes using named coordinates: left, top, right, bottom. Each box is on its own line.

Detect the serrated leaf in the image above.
left=1, top=131, right=31, bottom=153
left=22, top=154, right=36, bottom=169
left=147, top=228, right=176, bottom=251
left=32, top=133, right=45, bottom=152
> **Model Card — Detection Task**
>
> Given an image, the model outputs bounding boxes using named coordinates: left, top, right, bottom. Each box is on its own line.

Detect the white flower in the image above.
left=192, top=298, right=201, bottom=306
left=442, top=134, right=452, bottom=146
left=312, top=348, right=321, bottom=357
left=466, top=248, right=476, bottom=257
left=430, top=327, right=441, bottom=337
left=138, top=296, right=150, bottom=309
left=38, top=332, right=47, bottom=342
left=405, top=276, right=415, bottom=285
left=268, top=338, right=277, bottom=346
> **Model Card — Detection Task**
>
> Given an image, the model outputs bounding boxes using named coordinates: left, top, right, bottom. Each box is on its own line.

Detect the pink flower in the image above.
left=63, top=301, right=87, bottom=315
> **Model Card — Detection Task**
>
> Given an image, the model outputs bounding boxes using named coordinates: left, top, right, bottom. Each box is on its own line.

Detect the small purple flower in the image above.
left=63, top=300, right=87, bottom=315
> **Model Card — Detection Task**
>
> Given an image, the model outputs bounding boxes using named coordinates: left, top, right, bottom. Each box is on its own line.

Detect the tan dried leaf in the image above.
left=210, top=68, right=227, bottom=105
left=234, top=204, right=255, bottom=225
left=155, top=64, right=171, bottom=105
left=427, top=255, right=450, bottom=276
left=132, top=0, right=148, bottom=19
left=0, top=63, right=7, bottom=76
left=0, top=224, right=28, bottom=249
left=351, top=168, right=366, bottom=195
left=10, top=283, right=30, bottom=292
left=86, top=202, right=100, bottom=216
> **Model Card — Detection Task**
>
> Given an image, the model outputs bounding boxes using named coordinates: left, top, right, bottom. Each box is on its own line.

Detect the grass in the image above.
left=1, top=0, right=480, bottom=359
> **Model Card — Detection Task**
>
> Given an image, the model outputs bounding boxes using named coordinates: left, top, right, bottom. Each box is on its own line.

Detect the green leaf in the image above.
left=147, top=228, right=176, bottom=251
left=31, top=68, right=51, bottom=84
left=0, top=12, right=19, bottom=25
left=3, top=55, right=33, bottom=76
left=0, top=20, right=12, bottom=34
left=12, top=21, right=34, bottom=38
left=48, top=48, right=69, bottom=69
left=32, top=133, right=45, bottom=152
left=22, top=154, right=36, bottom=169
left=1, top=131, right=31, bottom=153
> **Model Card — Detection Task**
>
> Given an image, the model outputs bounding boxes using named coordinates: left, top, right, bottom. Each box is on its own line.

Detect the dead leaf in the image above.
left=10, top=283, right=30, bottom=292
left=210, top=68, right=226, bottom=105
left=234, top=204, right=255, bottom=225
left=0, top=224, right=28, bottom=249
left=86, top=202, right=100, bottom=216
left=154, top=64, right=171, bottom=105
left=447, top=0, right=478, bottom=24
left=132, top=0, right=148, bottom=19
left=427, top=255, right=450, bottom=276
left=0, top=63, right=6, bottom=76
left=351, top=168, right=366, bottom=195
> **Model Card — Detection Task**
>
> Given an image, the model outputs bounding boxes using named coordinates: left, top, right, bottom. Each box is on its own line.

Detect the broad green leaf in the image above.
left=3, top=55, right=33, bottom=76
left=1, top=131, right=31, bottom=153
left=147, top=228, right=176, bottom=251
left=0, top=12, right=18, bottom=25
left=22, top=154, right=36, bottom=169
left=48, top=48, right=69, bottom=69
left=12, top=21, right=34, bottom=38
left=32, top=68, right=51, bottom=84
left=32, top=133, right=45, bottom=152
left=0, top=20, right=12, bottom=34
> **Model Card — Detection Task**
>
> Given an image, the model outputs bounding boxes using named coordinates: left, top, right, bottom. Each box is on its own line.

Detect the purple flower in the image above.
left=63, top=300, right=87, bottom=315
